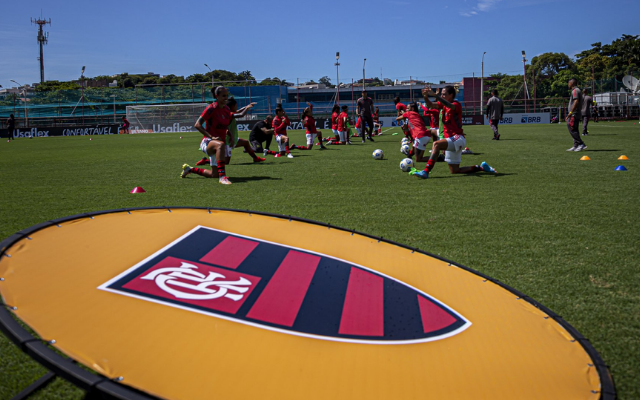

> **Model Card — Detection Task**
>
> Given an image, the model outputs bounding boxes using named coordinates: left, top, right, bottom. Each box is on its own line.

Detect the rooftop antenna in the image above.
left=31, top=13, right=51, bottom=83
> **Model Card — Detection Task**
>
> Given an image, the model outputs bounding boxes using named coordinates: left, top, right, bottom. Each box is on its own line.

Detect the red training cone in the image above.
left=130, top=187, right=146, bottom=193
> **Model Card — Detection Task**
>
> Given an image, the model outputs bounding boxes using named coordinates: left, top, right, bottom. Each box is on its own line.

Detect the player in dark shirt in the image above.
left=248, top=116, right=274, bottom=153
left=6, top=114, right=15, bottom=141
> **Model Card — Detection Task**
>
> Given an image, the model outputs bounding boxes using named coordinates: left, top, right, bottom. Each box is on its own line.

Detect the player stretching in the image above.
left=373, top=107, right=382, bottom=135
left=337, top=105, right=350, bottom=144
left=264, top=107, right=293, bottom=158
left=194, top=98, right=265, bottom=166
left=181, top=87, right=239, bottom=184
left=397, top=103, right=437, bottom=169
left=292, top=102, right=327, bottom=150
left=331, top=104, right=341, bottom=142
left=412, top=86, right=496, bottom=179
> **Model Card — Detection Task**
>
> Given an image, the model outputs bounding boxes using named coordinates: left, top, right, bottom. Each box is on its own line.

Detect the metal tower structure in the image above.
left=31, top=16, right=51, bottom=83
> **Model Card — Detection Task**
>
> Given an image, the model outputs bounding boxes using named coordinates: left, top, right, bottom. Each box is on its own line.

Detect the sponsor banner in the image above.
left=484, top=112, right=550, bottom=125
left=130, top=129, right=154, bottom=134
left=0, top=125, right=119, bottom=138
left=462, top=115, right=485, bottom=125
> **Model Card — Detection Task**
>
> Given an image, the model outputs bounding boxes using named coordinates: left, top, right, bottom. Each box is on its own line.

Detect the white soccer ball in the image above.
left=372, top=149, right=384, bottom=160
left=401, top=137, right=410, bottom=145
left=401, top=144, right=411, bottom=155
left=400, top=158, right=414, bottom=172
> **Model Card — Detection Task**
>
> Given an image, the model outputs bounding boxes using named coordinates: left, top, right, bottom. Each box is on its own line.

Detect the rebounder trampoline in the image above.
left=0, top=208, right=615, bottom=399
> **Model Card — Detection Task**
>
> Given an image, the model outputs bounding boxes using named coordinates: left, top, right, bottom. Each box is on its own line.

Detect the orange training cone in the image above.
left=618, top=155, right=629, bottom=160
left=130, top=187, right=146, bottom=193
left=580, top=156, right=590, bottom=161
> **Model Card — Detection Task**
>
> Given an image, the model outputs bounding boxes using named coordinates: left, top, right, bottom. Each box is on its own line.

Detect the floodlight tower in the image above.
left=31, top=16, right=51, bottom=83
left=522, top=50, right=528, bottom=113
left=335, top=52, right=340, bottom=105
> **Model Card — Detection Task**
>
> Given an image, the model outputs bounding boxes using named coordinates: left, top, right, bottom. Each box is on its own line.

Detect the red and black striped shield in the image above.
left=100, top=226, right=470, bottom=344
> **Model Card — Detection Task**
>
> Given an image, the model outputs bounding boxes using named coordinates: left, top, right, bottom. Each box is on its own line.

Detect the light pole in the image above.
left=522, top=50, right=528, bottom=113
left=10, top=80, right=28, bottom=128
left=81, top=66, right=85, bottom=125
left=335, top=52, right=340, bottom=105
left=481, top=52, right=486, bottom=116
left=363, top=58, right=367, bottom=91
left=204, top=63, right=214, bottom=87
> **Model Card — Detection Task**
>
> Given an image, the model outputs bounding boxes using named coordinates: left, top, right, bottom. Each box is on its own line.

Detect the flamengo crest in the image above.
left=99, top=226, right=471, bottom=344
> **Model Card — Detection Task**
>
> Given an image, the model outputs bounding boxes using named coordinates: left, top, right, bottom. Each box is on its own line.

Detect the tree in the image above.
left=530, top=52, right=575, bottom=78
left=35, top=80, right=81, bottom=92
left=319, top=76, right=333, bottom=87
left=186, top=73, right=207, bottom=83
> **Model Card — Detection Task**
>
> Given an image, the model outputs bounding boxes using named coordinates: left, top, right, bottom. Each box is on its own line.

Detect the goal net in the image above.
left=126, top=103, right=207, bottom=133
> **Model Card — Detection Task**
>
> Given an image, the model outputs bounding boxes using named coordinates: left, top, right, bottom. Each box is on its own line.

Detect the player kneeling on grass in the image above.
left=181, top=87, right=261, bottom=185
left=397, top=102, right=437, bottom=170
left=292, top=102, right=327, bottom=150
left=194, top=98, right=266, bottom=167
left=264, top=107, right=293, bottom=158
left=412, top=86, right=496, bottom=179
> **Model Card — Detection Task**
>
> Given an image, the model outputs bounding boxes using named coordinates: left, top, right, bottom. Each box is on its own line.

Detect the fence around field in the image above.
left=1, top=78, right=639, bottom=129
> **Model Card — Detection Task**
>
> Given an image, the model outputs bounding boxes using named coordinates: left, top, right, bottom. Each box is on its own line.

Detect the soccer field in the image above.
left=0, top=121, right=638, bottom=399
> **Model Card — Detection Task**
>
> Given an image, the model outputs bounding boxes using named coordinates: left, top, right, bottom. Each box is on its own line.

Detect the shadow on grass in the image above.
left=231, top=176, right=282, bottom=183
left=427, top=172, right=516, bottom=179
left=584, top=149, right=621, bottom=152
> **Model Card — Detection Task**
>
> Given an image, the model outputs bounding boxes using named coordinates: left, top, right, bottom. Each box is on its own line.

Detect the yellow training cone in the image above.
left=618, top=155, right=629, bottom=160
left=580, top=156, right=591, bottom=161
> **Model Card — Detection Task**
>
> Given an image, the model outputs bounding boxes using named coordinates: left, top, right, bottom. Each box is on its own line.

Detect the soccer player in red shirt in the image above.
left=373, top=107, right=382, bottom=135
left=412, top=86, right=496, bottom=179
left=397, top=103, right=437, bottom=168
left=292, top=102, right=327, bottom=150
left=330, top=104, right=341, bottom=142
left=337, top=105, right=350, bottom=144
left=354, top=115, right=362, bottom=137
left=264, top=107, right=293, bottom=158
left=181, top=87, right=261, bottom=184
left=121, top=116, right=130, bottom=134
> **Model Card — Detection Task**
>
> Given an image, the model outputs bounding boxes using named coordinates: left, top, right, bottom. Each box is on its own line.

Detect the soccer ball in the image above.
left=401, top=137, right=410, bottom=145
left=400, top=144, right=411, bottom=155
left=400, top=158, right=414, bottom=172
left=372, top=149, right=384, bottom=160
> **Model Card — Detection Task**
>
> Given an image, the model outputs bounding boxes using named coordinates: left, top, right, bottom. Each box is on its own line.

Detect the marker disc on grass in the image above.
left=0, top=208, right=614, bottom=400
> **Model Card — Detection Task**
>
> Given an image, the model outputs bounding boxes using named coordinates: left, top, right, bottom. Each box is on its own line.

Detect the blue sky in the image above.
left=1, top=0, right=638, bottom=90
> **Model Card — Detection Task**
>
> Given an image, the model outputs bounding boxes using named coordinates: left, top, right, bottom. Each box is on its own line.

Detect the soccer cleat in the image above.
left=413, top=170, right=429, bottom=179
left=566, top=146, right=578, bottom=152
left=408, top=167, right=420, bottom=175
left=180, top=164, right=192, bottom=178
left=368, top=136, right=375, bottom=142
left=287, top=153, right=294, bottom=158
left=274, top=153, right=282, bottom=158
left=263, top=149, right=269, bottom=156
left=253, top=156, right=266, bottom=162
left=480, top=161, right=497, bottom=173
left=576, top=144, right=587, bottom=151
left=290, top=144, right=298, bottom=150
left=362, top=139, right=366, bottom=143
left=195, top=157, right=209, bottom=166
left=496, top=134, right=500, bottom=140
left=219, top=176, right=232, bottom=185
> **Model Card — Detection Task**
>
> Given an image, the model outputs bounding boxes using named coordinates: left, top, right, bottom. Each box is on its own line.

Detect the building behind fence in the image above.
left=1, top=76, right=638, bottom=129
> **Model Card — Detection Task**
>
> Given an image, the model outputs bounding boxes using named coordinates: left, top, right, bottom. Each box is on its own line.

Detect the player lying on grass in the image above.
left=181, top=87, right=263, bottom=185
left=412, top=86, right=496, bottom=179
left=264, top=106, right=293, bottom=158
left=397, top=102, right=438, bottom=169
left=292, top=102, right=327, bottom=150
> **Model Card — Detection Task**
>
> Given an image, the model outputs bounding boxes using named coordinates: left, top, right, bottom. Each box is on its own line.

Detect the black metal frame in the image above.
left=0, top=207, right=616, bottom=400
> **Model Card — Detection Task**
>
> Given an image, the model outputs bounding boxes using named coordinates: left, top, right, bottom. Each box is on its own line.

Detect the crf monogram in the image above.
left=141, top=262, right=252, bottom=301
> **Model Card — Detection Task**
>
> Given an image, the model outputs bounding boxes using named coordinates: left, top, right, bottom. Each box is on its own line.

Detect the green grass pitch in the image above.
left=0, top=121, right=638, bottom=399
